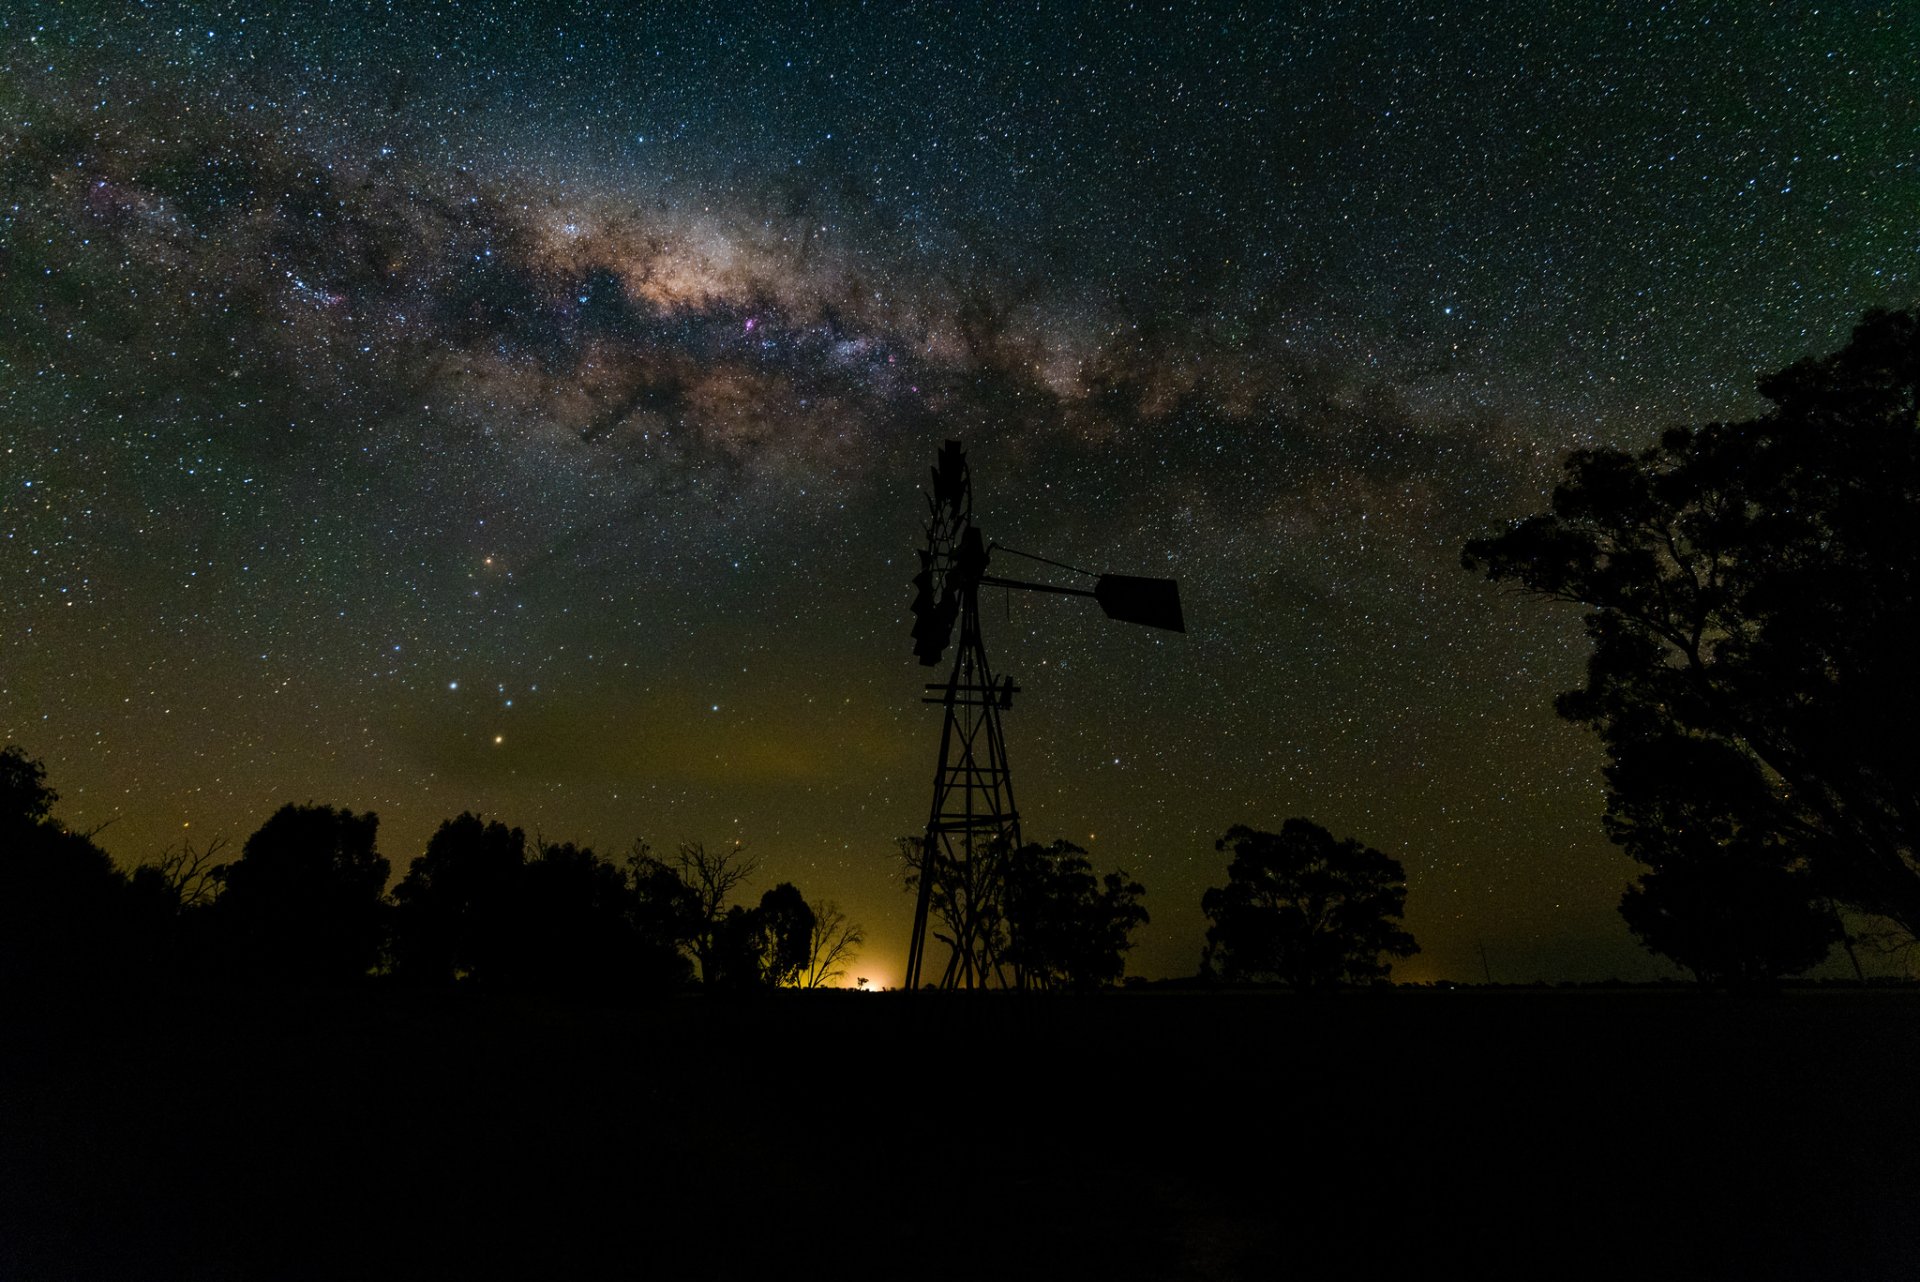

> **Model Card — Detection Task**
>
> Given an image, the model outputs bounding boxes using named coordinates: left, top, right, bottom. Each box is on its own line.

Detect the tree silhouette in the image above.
left=210, top=803, right=389, bottom=985
left=703, top=883, right=817, bottom=989
left=1, top=744, right=59, bottom=827
left=752, top=882, right=816, bottom=988
left=390, top=812, right=528, bottom=985
left=387, top=822, right=695, bottom=993
left=1464, top=309, right=1920, bottom=942
left=1610, top=734, right=1839, bottom=990
left=1002, top=840, right=1149, bottom=991
left=0, top=744, right=140, bottom=989
left=511, top=838, right=641, bottom=992
left=1202, top=820, right=1418, bottom=988
left=125, top=833, right=229, bottom=977
left=802, top=900, right=866, bottom=989
left=666, top=840, right=760, bottom=985
left=143, top=834, right=229, bottom=910
left=895, top=833, right=1010, bottom=987
left=625, top=840, right=702, bottom=989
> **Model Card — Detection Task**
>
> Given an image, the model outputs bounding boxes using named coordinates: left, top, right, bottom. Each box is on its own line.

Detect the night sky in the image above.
left=4, top=3, right=1916, bottom=985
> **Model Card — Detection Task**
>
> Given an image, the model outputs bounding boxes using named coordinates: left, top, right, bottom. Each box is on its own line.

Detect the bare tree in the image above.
left=147, top=834, right=229, bottom=908
left=802, top=900, right=866, bottom=989
left=674, top=840, right=758, bottom=984
left=674, top=840, right=758, bottom=919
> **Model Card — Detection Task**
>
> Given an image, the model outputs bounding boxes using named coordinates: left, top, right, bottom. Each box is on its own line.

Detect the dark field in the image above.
left=3, top=988, right=1917, bottom=1280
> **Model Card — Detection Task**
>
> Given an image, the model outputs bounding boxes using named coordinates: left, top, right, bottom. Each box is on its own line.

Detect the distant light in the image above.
left=449, top=681, right=459, bottom=690
left=493, top=735, right=503, bottom=745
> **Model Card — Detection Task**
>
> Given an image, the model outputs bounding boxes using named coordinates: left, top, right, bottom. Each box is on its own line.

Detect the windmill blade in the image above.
left=931, top=439, right=969, bottom=517
left=1093, top=574, right=1185, bottom=632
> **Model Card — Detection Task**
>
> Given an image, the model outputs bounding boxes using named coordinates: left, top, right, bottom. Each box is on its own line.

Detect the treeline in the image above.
left=0, top=745, right=862, bottom=998
left=3, top=742, right=1439, bottom=998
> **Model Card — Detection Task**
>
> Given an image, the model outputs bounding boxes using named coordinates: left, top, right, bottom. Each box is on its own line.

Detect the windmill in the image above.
left=904, top=439, right=1184, bottom=989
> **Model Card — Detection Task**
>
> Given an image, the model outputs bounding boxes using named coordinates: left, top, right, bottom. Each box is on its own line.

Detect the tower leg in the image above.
left=904, top=590, right=1021, bottom=990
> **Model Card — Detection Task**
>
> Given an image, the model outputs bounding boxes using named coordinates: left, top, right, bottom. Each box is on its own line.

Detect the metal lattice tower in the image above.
left=904, top=441, right=1019, bottom=988
left=902, top=439, right=1184, bottom=990
left=906, top=561, right=1022, bottom=989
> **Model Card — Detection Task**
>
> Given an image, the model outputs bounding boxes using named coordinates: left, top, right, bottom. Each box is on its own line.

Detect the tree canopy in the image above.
left=705, top=882, right=835, bottom=989
left=1608, top=733, right=1841, bottom=990
left=1003, top=840, right=1149, bottom=991
left=1202, top=820, right=1418, bottom=988
left=1464, top=308, right=1920, bottom=955
left=210, top=802, right=390, bottom=985
left=390, top=812, right=529, bottom=985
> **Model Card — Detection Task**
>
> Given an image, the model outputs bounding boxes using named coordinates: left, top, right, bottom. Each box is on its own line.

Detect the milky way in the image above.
left=4, top=2, right=1916, bottom=982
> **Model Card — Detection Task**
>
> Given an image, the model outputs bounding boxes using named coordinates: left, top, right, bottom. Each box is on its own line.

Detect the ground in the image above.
left=2, top=987, right=1915, bottom=1280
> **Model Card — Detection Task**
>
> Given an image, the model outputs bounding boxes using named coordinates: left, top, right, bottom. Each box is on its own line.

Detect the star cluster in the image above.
left=4, top=2, right=1915, bottom=982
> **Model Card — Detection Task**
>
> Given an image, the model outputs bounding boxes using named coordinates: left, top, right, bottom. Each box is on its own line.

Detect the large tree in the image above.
left=704, top=883, right=818, bottom=990
left=1463, top=309, right=1920, bottom=942
left=748, top=881, right=817, bottom=988
left=389, top=812, right=529, bottom=985
left=656, top=840, right=759, bottom=985
left=1002, top=840, right=1149, bottom=991
left=1608, top=733, right=1840, bottom=989
left=210, top=803, right=390, bottom=985
left=1203, top=820, right=1418, bottom=988
left=511, top=838, right=643, bottom=992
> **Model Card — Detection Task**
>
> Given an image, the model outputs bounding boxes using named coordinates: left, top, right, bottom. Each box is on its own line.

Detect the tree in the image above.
left=625, top=840, right=702, bottom=989
left=667, top=840, right=759, bottom=985
left=801, top=900, right=866, bottom=989
left=127, top=833, right=230, bottom=976
left=703, top=883, right=817, bottom=990
left=1609, top=733, right=1839, bottom=990
left=388, top=822, right=695, bottom=994
left=0, top=744, right=142, bottom=989
left=1463, top=309, right=1920, bottom=941
left=510, top=838, right=642, bottom=993
left=210, top=803, right=390, bottom=985
left=895, top=833, right=1010, bottom=987
left=1202, top=820, right=1418, bottom=988
left=0, top=744, right=59, bottom=828
left=142, top=833, right=229, bottom=911
left=389, top=813, right=528, bottom=985
left=751, top=882, right=817, bottom=988
left=1002, top=840, right=1149, bottom=991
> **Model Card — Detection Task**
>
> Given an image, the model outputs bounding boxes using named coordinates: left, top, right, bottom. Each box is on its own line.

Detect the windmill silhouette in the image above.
left=904, top=440, right=1184, bottom=989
